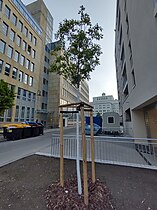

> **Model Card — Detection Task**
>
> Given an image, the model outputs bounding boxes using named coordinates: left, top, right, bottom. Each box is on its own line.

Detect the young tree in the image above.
left=0, top=80, right=16, bottom=116
left=49, top=5, right=103, bottom=194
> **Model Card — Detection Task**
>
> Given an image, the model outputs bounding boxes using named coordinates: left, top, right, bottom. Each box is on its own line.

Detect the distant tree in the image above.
left=0, top=80, right=15, bottom=116
left=49, top=5, right=103, bottom=196
left=96, top=112, right=101, bottom=117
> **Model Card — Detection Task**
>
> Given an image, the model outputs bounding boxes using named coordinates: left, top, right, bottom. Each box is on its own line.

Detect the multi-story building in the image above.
left=0, top=0, right=89, bottom=127
left=115, top=0, right=157, bottom=138
left=91, top=93, right=119, bottom=116
left=47, top=41, right=89, bottom=127
left=0, top=0, right=43, bottom=123
left=26, top=0, right=53, bottom=126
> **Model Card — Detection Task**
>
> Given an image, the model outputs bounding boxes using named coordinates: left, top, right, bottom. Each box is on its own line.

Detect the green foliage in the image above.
left=0, top=80, right=16, bottom=115
left=49, top=5, right=103, bottom=88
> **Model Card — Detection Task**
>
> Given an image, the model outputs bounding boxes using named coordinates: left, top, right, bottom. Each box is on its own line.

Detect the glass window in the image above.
left=32, top=49, right=36, bottom=58
left=12, top=13, right=17, bottom=25
left=21, top=106, right=25, bottom=119
left=23, top=90, right=26, bottom=100
left=0, top=59, right=3, bottom=73
left=10, top=29, right=15, bottom=41
left=25, top=59, right=30, bottom=69
left=14, top=51, right=19, bottom=62
left=5, top=5, right=10, bottom=19
left=22, top=40, right=27, bottom=51
left=27, top=45, right=31, bottom=55
left=24, top=74, right=28, bottom=84
left=28, top=92, right=31, bottom=101
left=29, top=32, right=33, bottom=42
left=33, top=37, right=37, bottom=46
left=15, top=105, right=19, bottom=119
left=30, top=62, right=34, bottom=72
left=4, top=63, right=11, bottom=76
left=23, top=26, right=28, bottom=37
left=0, top=0, right=3, bottom=11
left=29, top=76, right=33, bottom=86
left=26, top=107, right=30, bottom=119
left=12, top=67, right=17, bottom=79
left=19, top=71, right=23, bottom=82
left=16, top=35, right=21, bottom=47
left=2, top=22, right=8, bottom=35
left=108, top=117, right=114, bottom=124
left=17, top=20, right=23, bottom=32
left=20, top=55, right=25, bottom=66
left=7, top=46, right=13, bottom=58
left=17, top=87, right=21, bottom=97
left=31, top=108, right=34, bottom=119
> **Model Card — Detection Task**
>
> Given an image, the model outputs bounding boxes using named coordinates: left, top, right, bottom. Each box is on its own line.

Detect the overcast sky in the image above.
left=23, top=0, right=117, bottom=101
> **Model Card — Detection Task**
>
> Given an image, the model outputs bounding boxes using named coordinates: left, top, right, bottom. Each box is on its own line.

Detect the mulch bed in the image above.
left=45, top=177, right=114, bottom=210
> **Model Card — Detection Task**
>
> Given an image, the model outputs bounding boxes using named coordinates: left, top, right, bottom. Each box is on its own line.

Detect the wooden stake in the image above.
left=81, top=106, right=88, bottom=205
left=90, top=111, right=96, bottom=183
left=60, top=108, right=64, bottom=187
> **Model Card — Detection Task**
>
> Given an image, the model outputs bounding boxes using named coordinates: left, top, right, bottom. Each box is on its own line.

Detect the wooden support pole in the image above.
left=90, top=111, right=96, bottom=183
left=60, top=108, right=64, bottom=187
left=81, top=106, right=89, bottom=205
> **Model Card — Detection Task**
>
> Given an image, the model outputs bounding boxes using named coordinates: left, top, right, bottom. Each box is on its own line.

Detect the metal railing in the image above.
left=51, top=134, right=157, bottom=170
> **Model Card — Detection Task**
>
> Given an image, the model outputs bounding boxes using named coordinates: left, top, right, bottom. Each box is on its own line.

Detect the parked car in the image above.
left=85, top=123, right=101, bottom=135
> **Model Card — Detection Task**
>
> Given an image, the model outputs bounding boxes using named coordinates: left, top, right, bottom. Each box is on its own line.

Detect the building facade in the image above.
left=0, top=0, right=89, bottom=127
left=115, top=0, right=157, bottom=138
left=0, top=0, right=43, bottom=123
left=91, top=93, right=119, bottom=116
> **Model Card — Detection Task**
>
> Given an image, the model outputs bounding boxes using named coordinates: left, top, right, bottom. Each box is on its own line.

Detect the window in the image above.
left=17, top=87, right=21, bottom=98
left=33, top=37, right=37, bottom=46
left=25, top=59, right=30, bottom=69
left=10, top=29, right=15, bottom=41
left=5, top=5, right=10, bottom=19
left=29, top=77, right=33, bottom=87
left=27, top=45, right=31, bottom=55
left=0, top=59, right=3, bottom=73
left=26, top=107, right=30, bottom=120
left=0, top=0, right=3, bottom=11
left=131, top=69, right=136, bottom=87
left=12, top=67, right=17, bottom=79
left=28, top=92, right=31, bottom=101
left=20, top=55, right=25, bottom=66
left=4, top=63, right=11, bottom=76
left=31, top=108, right=35, bottom=119
left=125, top=108, right=131, bottom=122
left=2, top=22, right=8, bottom=35
left=30, top=62, right=34, bottom=72
left=18, top=20, right=23, bottom=32
left=29, top=32, right=33, bottom=42
left=108, top=117, right=114, bottom=124
left=19, top=71, right=23, bottom=82
left=16, top=36, right=21, bottom=47
left=23, top=26, right=28, bottom=37
left=14, top=51, right=19, bottom=62
left=22, top=41, right=27, bottom=51
left=15, top=105, right=19, bottom=120
left=32, top=49, right=36, bottom=58
left=21, top=106, right=25, bottom=119
left=0, top=39, right=6, bottom=54
left=7, top=46, right=13, bottom=58
left=23, top=90, right=26, bottom=100
left=24, top=74, right=28, bottom=84
left=12, top=13, right=17, bottom=25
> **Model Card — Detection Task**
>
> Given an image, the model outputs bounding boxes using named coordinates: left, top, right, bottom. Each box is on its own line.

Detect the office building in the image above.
left=0, top=0, right=89, bottom=127
left=115, top=0, right=157, bottom=138
left=91, top=93, right=119, bottom=116
left=0, top=0, right=43, bottom=123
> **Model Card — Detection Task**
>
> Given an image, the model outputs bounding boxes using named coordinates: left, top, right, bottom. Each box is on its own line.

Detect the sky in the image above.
left=23, top=0, right=117, bottom=101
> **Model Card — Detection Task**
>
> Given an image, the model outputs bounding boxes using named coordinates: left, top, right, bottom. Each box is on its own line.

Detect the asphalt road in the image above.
left=0, top=127, right=76, bottom=167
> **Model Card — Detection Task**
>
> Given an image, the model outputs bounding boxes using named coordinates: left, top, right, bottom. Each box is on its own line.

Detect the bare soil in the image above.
left=0, top=155, right=157, bottom=210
